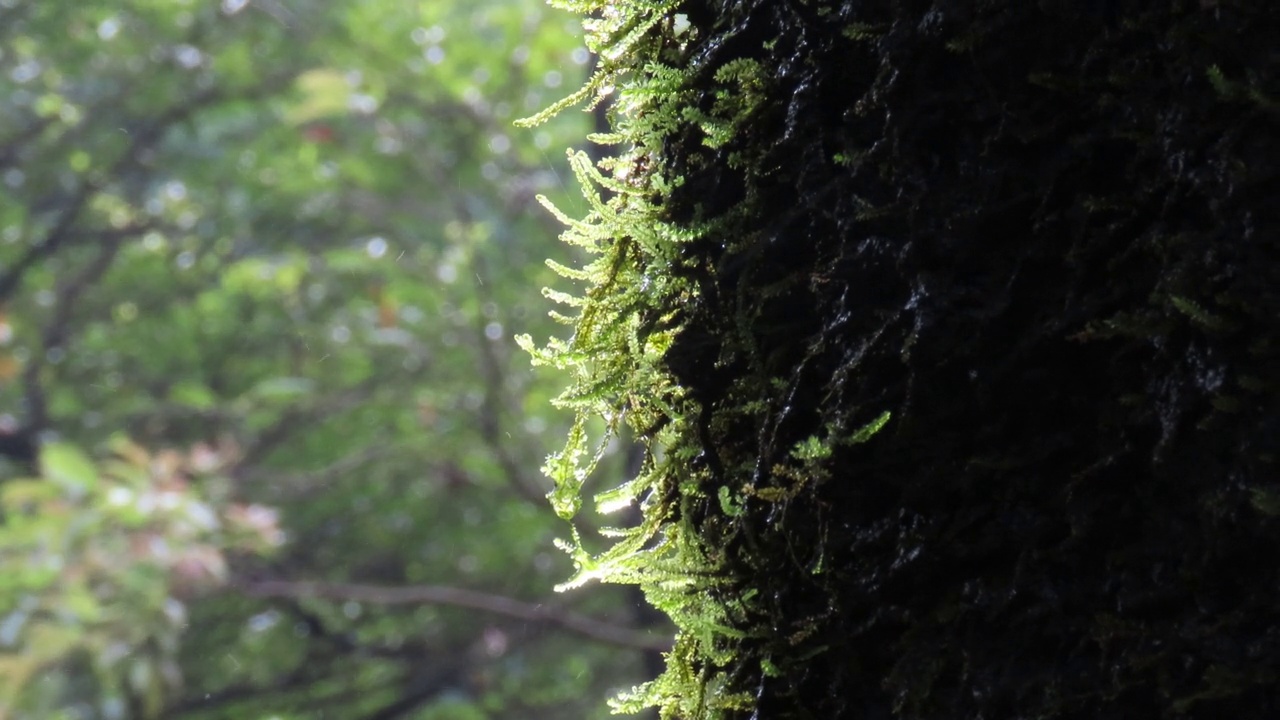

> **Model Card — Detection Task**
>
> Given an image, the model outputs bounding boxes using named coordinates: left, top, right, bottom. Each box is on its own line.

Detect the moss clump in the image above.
left=522, top=1, right=1280, bottom=718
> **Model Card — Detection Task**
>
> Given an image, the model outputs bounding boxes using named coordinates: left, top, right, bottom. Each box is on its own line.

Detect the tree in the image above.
left=521, top=1, right=1280, bottom=718
left=0, top=1, right=669, bottom=718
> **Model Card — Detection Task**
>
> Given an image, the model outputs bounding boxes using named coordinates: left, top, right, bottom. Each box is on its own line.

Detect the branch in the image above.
left=165, top=601, right=466, bottom=719
left=468, top=260, right=554, bottom=507
left=0, top=116, right=55, bottom=170
left=165, top=666, right=323, bottom=717
left=19, top=226, right=137, bottom=431
left=235, top=578, right=672, bottom=652
left=357, top=681, right=449, bottom=720
left=0, top=87, right=211, bottom=304
left=0, top=181, right=99, bottom=305
left=168, top=665, right=417, bottom=720
left=0, top=70, right=299, bottom=304
left=241, top=443, right=402, bottom=496
left=236, top=381, right=377, bottom=469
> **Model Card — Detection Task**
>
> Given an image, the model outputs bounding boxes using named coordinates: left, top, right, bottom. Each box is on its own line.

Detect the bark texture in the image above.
left=658, top=1, right=1280, bottom=717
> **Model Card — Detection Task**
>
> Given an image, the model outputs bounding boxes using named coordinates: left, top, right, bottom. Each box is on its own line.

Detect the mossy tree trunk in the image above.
left=524, top=1, right=1280, bottom=718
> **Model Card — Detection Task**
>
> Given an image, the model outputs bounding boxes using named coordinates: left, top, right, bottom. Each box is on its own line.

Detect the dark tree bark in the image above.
left=647, top=1, right=1280, bottom=717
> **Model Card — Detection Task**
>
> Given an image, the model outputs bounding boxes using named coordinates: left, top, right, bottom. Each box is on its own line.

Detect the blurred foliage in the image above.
left=1, top=439, right=280, bottom=718
left=0, top=0, right=667, bottom=718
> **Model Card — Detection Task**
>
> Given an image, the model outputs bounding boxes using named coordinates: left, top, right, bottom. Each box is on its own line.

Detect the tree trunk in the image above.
left=552, top=1, right=1280, bottom=717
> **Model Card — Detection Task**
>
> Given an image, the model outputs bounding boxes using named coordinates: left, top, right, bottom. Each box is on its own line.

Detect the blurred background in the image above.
left=0, top=1, right=668, bottom=718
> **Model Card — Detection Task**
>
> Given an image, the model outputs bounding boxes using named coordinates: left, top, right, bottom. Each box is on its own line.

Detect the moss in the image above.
left=522, top=0, right=1280, bottom=718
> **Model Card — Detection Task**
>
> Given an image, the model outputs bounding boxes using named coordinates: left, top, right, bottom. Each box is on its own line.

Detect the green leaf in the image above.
left=286, top=68, right=353, bottom=126
left=844, top=410, right=892, bottom=445
left=717, top=486, right=743, bottom=517
left=39, top=443, right=99, bottom=497
left=168, top=381, right=217, bottom=410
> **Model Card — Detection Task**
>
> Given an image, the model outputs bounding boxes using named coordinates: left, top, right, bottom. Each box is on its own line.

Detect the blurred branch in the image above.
left=0, top=116, right=56, bottom=170
left=166, top=602, right=463, bottom=718
left=0, top=71, right=298, bottom=304
left=469, top=258, right=553, bottom=508
left=278, top=598, right=476, bottom=665
left=252, top=0, right=300, bottom=28
left=236, top=578, right=673, bottom=652
left=237, top=380, right=379, bottom=469
left=19, top=225, right=141, bottom=431
left=168, top=666, right=417, bottom=720
left=0, top=87, right=208, bottom=304
left=0, top=427, right=37, bottom=467
left=0, top=181, right=99, bottom=305
left=245, top=443, right=403, bottom=495
left=166, top=666, right=327, bottom=718
left=296, top=677, right=431, bottom=720
left=357, top=681, right=449, bottom=720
